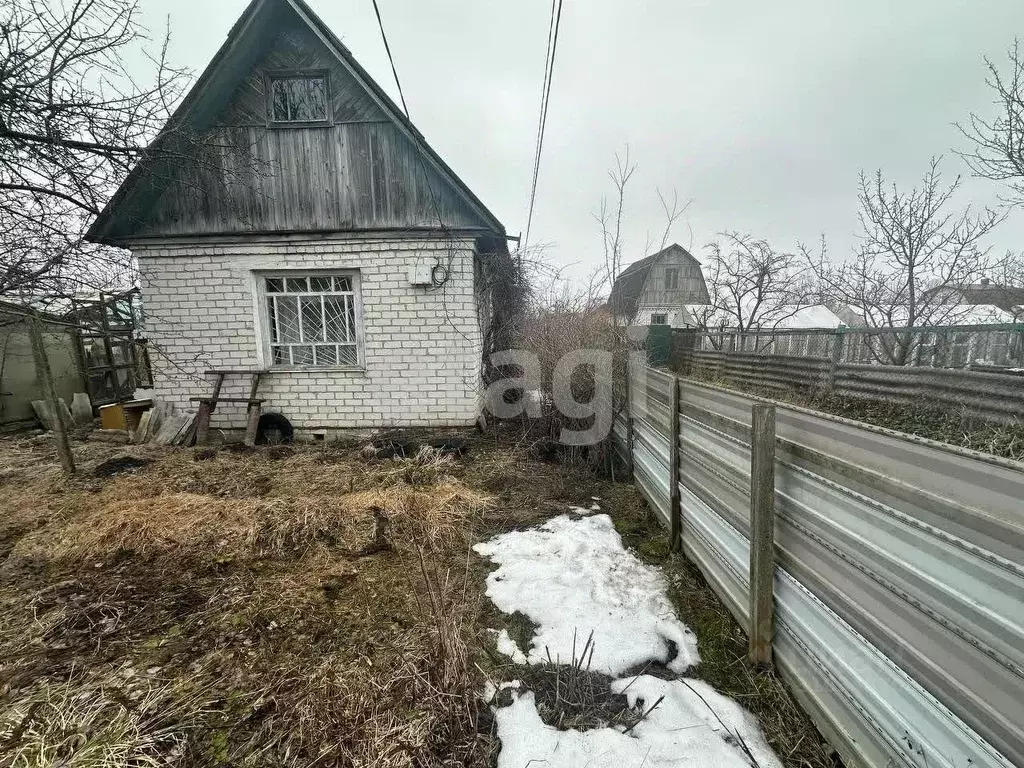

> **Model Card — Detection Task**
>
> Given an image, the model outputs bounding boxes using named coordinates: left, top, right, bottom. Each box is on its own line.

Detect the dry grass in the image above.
left=0, top=433, right=493, bottom=768
left=1, top=427, right=837, bottom=768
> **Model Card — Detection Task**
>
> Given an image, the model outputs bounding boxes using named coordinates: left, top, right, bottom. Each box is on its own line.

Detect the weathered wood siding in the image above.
left=640, top=246, right=709, bottom=306
left=123, top=13, right=487, bottom=238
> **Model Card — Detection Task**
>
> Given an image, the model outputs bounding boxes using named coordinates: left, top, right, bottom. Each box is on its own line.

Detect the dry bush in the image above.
left=509, top=296, right=630, bottom=472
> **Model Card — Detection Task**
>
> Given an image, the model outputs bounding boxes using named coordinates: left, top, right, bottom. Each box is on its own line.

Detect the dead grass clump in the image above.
left=10, top=482, right=490, bottom=569
left=0, top=671, right=207, bottom=768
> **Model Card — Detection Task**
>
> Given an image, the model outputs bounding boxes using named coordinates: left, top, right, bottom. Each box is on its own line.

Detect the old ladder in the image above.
left=192, top=370, right=266, bottom=446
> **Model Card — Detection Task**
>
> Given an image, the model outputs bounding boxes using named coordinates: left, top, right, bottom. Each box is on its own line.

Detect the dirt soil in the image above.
left=0, top=427, right=834, bottom=768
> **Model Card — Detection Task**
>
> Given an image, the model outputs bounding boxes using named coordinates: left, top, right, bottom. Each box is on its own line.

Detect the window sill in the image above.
left=268, top=366, right=367, bottom=375
left=268, top=120, right=332, bottom=129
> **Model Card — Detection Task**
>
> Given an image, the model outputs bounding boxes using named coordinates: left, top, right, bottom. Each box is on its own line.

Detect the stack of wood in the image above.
left=141, top=402, right=197, bottom=446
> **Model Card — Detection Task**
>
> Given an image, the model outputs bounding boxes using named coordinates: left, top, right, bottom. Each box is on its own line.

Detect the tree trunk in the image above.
left=29, top=315, right=75, bottom=475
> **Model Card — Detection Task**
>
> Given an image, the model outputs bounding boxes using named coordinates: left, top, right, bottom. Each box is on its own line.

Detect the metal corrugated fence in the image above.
left=678, top=349, right=1024, bottom=423
left=615, top=367, right=1024, bottom=768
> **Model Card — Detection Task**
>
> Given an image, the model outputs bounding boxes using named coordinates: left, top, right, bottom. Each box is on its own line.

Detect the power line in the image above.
left=370, top=0, right=410, bottom=117
left=522, top=0, right=564, bottom=253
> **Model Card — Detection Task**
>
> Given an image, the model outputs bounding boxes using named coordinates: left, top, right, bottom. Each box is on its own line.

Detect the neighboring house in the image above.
left=86, top=0, right=511, bottom=432
left=835, top=303, right=1019, bottom=328
left=690, top=304, right=844, bottom=332
left=609, top=244, right=710, bottom=333
left=926, top=279, right=1024, bottom=320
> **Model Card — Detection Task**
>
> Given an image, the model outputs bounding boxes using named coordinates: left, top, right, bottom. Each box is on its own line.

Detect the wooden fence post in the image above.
left=668, top=375, right=681, bottom=551
left=29, top=314, right=76, bottom=476
left=749, top=403, right=775, bottom=665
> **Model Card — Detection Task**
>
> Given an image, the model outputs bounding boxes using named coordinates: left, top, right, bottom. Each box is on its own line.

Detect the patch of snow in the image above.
left=481, top=678, right=522, bottom=703
left=495, top=675, right=783, bottom=768
left=494, top=629, right=528, bottom=664
left=473, top=514, right=699, bottom=675
left=569, top=505, right=597, bottom=516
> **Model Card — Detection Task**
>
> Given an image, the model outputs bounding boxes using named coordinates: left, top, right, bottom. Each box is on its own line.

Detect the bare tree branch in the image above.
left=692, top=232, right=814, bottom=343
left=957, top=38, right=1024, bottom=206
left=0, top=0, right=191, bottom=297
left=805, top=158, right=1006, bottom=363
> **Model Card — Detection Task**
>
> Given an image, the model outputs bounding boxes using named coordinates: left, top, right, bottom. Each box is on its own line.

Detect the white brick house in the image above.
left=87, top=0, right=511, bottom=432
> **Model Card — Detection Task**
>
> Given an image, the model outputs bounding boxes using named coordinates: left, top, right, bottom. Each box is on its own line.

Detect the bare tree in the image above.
left=692, top=232, right=814, bottom=336
left=806, top=158, right=1006, bottom=364
left=592, top=146, right=690, bottom=329
left=0, top=0, right=193, bottom=296
left=959, top=39, right=1024, bottom=206
left=592, top=147, right=638, bottom=299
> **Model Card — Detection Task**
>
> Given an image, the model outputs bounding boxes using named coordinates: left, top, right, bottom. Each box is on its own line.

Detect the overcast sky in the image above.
left=141, top=0, right=1024, bottom=282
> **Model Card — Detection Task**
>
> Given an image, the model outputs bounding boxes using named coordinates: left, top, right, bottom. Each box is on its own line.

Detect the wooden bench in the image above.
left=192, top=370, right=267, bottom=446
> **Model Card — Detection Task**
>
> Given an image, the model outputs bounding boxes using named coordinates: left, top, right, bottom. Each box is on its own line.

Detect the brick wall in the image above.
left=135, top=235, right=484, bottom=430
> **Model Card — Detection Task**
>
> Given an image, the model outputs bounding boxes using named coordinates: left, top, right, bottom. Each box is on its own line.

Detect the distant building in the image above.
left=691, top=304, right=844, bottom=331
left=836, top=302, right=1020, bottom=328
left=609, top=244, right=710, bottom=333
left=926, top=279, right=1024, bottom=320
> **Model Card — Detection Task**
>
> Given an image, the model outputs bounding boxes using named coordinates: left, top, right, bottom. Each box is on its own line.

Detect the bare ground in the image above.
left=0, top=427, right=835, bottom=767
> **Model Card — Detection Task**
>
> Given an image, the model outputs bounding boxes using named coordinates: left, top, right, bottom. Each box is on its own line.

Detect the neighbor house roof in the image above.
left=947, top=283, right=1024, bottom=312
left=838, top=303, right=1020, bottom=327
left=685, top=303, right=844, bottom=330
left=608, top=244, right=699, bottom=316
left=86, top=0, right=505, bottom=245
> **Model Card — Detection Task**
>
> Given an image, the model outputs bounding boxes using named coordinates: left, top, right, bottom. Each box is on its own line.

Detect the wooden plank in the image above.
left=244, top=403, right=261, bottom=447
left=195, top=402, right=213, bottom=445
left=749, top=403, right=776, bottom=666
left=668, top=375, right=681, bottom=551
left=29, top=316, right=75, bottom=475
left=209, top=372, right=226, bottom=401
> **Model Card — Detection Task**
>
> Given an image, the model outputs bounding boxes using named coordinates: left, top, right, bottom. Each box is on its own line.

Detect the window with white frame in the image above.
left=263, top=274, right=359, bottom=366
left=650, top=313, right=668, bottom=325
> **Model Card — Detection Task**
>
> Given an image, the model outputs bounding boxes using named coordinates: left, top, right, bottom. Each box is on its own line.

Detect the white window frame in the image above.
left=254, top=270, right=364, bottom=370
left=650, top=313, right=668, bottom=326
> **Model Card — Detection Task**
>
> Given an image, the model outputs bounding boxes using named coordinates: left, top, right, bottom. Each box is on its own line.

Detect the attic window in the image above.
left=666, top=268, right=679, bottom=290
left=268, top=71, right=329, bottom=125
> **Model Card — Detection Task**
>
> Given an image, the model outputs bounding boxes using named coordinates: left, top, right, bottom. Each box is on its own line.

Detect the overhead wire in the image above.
left=522, top=0, right=564, bottom=254
left=369, top=0, right=480, bottom=362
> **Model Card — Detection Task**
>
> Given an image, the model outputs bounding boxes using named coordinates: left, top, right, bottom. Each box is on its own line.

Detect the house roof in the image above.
left=686, top=303, right=844, bottom=330
left=950, top=284, right=1024, bottom=312
left=86, top=0, right=505, bottom=245
left=838, top=303, right=1020, bottom=327
left=609, top=244, right=699, bottom=316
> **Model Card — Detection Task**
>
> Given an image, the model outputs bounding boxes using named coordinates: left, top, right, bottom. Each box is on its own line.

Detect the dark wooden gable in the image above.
left=609, top=244, right=709, bottom=317
left=87, top=0, right=504, bottom=244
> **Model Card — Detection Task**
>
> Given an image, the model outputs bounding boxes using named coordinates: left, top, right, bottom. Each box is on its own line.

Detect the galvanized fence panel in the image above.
left=679, top=348, right=1024, bottom=423
left=624, top=368, right=1024, bottom=768
left=687, top=324, right=1024, bottom=370
left=629, top=367, right=674, bottom=527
